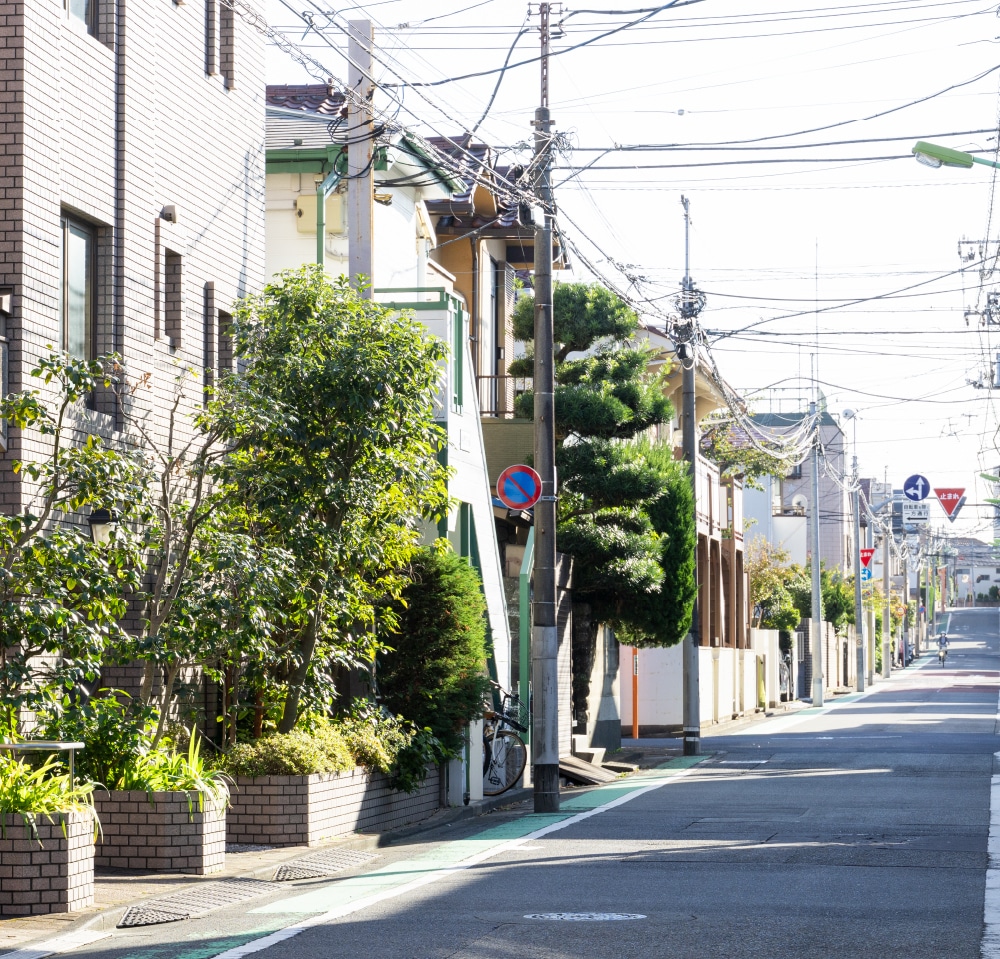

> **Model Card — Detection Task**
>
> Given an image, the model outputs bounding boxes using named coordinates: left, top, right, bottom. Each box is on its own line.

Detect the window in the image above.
left=787, top=462, right=803, bottom=479
left=66, top=0, right=95, bottom=32
left=60, top=217, right=94, bottom=360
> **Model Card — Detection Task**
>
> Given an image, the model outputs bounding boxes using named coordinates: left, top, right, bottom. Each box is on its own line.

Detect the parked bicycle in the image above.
left=482, top=681, right=529, bottom=797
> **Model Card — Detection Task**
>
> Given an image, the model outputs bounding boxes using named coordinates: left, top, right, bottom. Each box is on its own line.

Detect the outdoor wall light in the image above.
left=87, top=508, right=117, bottom=546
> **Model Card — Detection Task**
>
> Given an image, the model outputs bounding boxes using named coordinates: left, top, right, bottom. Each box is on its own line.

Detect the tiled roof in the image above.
left=266, top=85, right=346, bottom=117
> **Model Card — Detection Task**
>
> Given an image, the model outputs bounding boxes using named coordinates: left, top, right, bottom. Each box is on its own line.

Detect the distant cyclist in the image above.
left=937, top=632, right=949, bottom=666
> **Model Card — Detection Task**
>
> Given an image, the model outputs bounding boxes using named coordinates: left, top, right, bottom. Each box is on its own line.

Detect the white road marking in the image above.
left=208, top=764, right=703, bottom=959
left=0, top=928, right=112, bottom=959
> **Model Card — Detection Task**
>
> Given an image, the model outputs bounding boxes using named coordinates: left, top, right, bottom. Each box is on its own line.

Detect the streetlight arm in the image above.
left=912, top=140, right=1000, bottom=171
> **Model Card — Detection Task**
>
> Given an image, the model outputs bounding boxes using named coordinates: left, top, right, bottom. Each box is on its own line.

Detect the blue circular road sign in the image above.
left=497, top=465, right=542, bottom=510
left=860, top=567, right=873, bottom=582
left=903, top=474, right=930, bottom=502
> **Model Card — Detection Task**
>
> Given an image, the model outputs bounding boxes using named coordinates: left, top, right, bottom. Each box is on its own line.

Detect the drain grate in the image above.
left=272, top=848, right=380, bottom=882
left=118, top=877, right=274, bottom=928
left=525, top=913, right=646, bottom=921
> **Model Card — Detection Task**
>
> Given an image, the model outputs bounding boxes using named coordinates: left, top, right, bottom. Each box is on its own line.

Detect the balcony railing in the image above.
left=476, top=374, right=530, bottom=417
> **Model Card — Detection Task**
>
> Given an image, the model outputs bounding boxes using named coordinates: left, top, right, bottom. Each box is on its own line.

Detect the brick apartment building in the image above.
left=0, top=0, right=265, bottom=487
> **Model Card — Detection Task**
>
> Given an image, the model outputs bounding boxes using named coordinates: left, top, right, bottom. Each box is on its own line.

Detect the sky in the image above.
left=262, top=0, right=1000, bottom=541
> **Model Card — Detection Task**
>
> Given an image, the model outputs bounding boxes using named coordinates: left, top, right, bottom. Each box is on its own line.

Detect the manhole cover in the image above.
left=524, top=913, right=646, bottom=921
left=117, top=877, right=274, bottom=928
left=272, top=849, right=379, bottom=882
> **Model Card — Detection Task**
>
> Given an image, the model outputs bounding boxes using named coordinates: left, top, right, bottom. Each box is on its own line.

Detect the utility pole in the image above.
left=531, top=1, right=559, bottom=814
left=882, top=533, right=892, bottom=678
left=852, top=457, right=865, bottom=692
left=677, top=195, right=704, bottom=756
left=902, top=554, right=909, bottom=665
left=347, top=20, right=374, bottom=296
left=809, top=399, right=824, bottom=706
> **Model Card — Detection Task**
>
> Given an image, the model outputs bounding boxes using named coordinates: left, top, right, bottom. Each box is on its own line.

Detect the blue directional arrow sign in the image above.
left=860, top=567, right=873, bottom=582
left=903, top=474, right=930, bottom=502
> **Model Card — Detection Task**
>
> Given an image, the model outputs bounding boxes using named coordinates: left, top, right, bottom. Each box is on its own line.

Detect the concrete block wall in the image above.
left=0, top=811, right=95, bottom=915
left=228, top=766, right=441, bottom=847
left=93, top=791, right=226, bottom=874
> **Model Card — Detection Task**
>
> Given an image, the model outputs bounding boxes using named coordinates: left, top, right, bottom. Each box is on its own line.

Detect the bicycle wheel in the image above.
left=482, top=729, right=527, bottom=796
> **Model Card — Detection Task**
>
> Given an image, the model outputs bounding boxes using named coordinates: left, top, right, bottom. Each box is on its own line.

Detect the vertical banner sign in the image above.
left=859, top=547, right=876, bottom=568
left=934, top=488, right=966, bottom=523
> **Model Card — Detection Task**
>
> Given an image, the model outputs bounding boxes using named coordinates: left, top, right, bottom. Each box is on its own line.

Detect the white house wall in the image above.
left=264, top=172, right=426, bottom=288
left=417, top=315, right=513, bottom=689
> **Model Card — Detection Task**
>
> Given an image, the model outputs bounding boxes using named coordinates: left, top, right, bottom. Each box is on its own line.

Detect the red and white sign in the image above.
left=934, top=487, right=966, bottom=522
left=859, top=548, right=876, bottom=568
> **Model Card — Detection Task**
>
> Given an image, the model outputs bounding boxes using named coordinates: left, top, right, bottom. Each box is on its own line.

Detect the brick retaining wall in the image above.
left=0, top=811, right=95, bottom=915
left=228, top=766, right=441, bottom=847
left=93, top=791, right=226, bottom=874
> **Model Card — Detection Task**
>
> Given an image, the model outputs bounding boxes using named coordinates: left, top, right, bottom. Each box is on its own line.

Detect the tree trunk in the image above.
left=276, top=610, right=321, bottom=734
left=571, top=601, right=599, bottom=733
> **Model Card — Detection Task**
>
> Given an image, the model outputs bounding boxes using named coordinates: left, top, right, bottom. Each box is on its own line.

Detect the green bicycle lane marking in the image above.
left=252, top=755, right=705, bottom=916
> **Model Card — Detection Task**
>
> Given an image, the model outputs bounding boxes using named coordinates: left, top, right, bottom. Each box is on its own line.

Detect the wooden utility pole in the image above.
left=347, top=20, right=374, bottom=295
left=531, top=1, right=559, bottom=813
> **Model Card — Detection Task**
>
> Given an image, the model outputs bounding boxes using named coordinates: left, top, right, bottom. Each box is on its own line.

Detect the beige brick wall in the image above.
left=0, top=811, right=95, bottom=915
left=228, top=767, right=442, bottom=847
left=94, top=790, right=226, bottom=874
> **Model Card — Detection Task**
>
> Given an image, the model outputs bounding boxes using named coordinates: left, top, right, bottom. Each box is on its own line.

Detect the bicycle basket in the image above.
left=503, top=695, right=530, bottom=732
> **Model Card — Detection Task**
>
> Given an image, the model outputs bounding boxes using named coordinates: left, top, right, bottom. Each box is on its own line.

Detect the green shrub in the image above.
left=0, top=754, right=99, bottom=841
left=37, top=690, right=154, bottom=787
left=38, top=692, right=230, bottom=807
left=221, top=728, right=354, bottom=777
left=376, top=545, right=491, bottom=755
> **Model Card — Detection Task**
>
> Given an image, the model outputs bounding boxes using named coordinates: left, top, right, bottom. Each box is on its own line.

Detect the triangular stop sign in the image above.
left=934, top=488, right=966, bottom=522
left=859, top=547, right=875, bottom=568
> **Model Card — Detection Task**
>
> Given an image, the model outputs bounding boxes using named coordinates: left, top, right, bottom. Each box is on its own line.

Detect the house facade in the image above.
left=0, top=1, right=265, bottom=488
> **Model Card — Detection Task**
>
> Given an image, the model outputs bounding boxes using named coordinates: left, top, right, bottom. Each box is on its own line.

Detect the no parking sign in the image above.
left=496, top=465, right=542, bottom=511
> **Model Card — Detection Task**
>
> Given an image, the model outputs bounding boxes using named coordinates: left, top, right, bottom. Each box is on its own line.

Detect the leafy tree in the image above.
left=0, top=354, right=148, bottom=733
left=699, top=414, right=792, bottom=490
left=210, top=267, right=450, bottom=733
left=745, top=536, right=800, bottom=632
left=375, top=544, right=491, bottom=755
left=509, top=282, right=695, bottom=729
left=787, top=562, right=855, bottom=631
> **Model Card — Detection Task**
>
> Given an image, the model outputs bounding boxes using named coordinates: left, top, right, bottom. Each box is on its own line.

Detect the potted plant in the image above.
left=0, top=754, right=98, bottom=916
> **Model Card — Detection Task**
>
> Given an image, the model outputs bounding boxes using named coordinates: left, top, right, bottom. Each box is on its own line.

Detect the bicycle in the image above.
left=482, top=681, right=529, bottom=797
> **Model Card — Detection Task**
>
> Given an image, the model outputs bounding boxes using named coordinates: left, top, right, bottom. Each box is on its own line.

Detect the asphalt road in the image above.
left=56, top=607, right=1000, bottom=959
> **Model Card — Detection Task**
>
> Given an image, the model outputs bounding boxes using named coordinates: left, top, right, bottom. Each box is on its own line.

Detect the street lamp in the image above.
left=912, top=141, right=1000, bottom=171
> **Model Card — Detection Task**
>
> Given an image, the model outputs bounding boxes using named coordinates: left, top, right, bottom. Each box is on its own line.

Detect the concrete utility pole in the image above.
left=678, top=195, right=702, bottom=756
left=809, top=400, right=823, bottom=706
left=347, top=20, right=374, bottom=295
left=902, top=554, right=909, bottom=664
left=531, top=1, right=559, bottom=814
left=852, top=460, right=865, bottom=692
left=882, top=534, right=892, bottom=678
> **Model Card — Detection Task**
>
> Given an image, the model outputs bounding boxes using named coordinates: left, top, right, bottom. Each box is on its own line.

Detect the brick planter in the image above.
left=0, top=811, right=95, bottom=916
left=227, top=766, right=440, bottom=847
left=94, top=791, right=226, bottom=875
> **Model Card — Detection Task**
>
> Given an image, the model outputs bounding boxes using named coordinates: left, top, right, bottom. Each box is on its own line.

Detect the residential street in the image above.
left=9, top=607, right=992, bottom=959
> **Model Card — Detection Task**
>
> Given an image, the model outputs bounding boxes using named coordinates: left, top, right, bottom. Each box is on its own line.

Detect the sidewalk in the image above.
left=0, top=788, right=532, bottom=956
